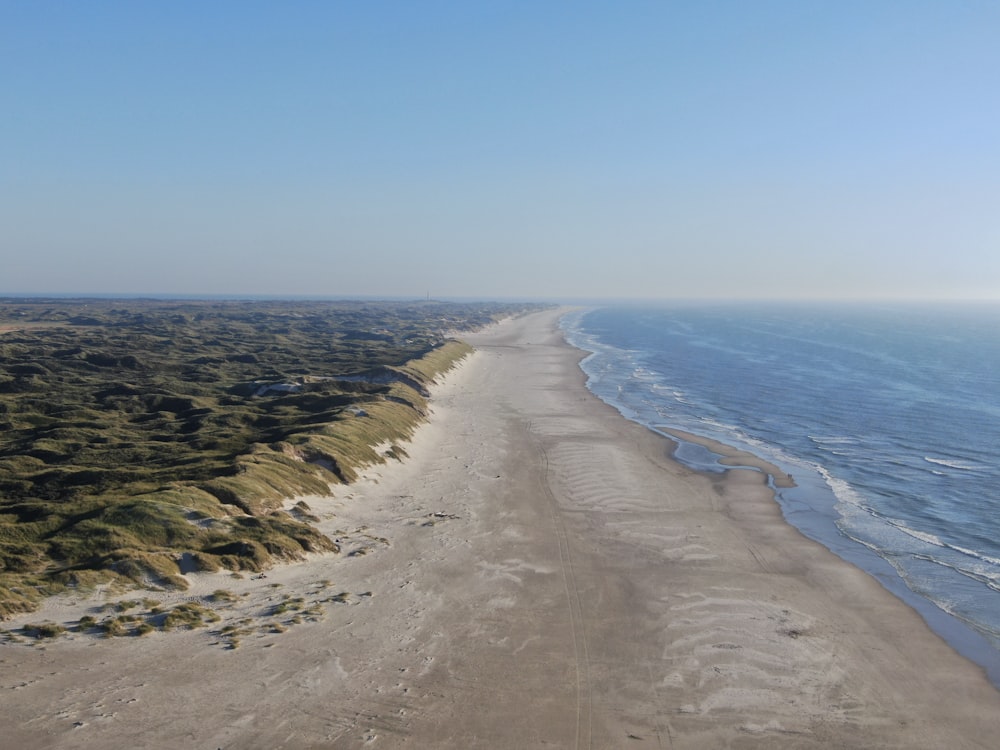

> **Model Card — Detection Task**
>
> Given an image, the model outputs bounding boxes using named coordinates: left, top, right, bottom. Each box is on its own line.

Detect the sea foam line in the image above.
left=923, top=456, right=981, bottom=471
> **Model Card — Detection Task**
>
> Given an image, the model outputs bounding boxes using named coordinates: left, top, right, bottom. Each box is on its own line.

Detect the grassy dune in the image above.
left=0, top=299, right=534, bottom=617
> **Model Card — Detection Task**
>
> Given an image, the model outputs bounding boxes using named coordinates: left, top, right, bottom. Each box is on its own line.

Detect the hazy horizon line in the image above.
left=2, top=292, right=999, bottom=307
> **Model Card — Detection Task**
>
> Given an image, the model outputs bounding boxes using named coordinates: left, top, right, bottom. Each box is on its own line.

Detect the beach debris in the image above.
left=422, top=511, right=460, bottom=526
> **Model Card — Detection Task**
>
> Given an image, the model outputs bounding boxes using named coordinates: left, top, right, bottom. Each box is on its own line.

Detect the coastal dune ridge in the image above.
left=2, top=308, right=998, bottom=748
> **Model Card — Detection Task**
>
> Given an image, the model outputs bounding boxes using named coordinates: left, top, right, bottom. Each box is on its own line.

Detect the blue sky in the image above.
left=3, top=1, right=998, bottom=300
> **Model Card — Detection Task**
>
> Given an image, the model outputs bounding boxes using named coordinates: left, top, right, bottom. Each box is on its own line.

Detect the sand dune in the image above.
left=2, top=308, right=998, bottom=749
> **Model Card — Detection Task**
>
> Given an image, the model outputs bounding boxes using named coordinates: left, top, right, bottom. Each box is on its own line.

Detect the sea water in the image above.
left=562, top=303, right=1000, bottom=683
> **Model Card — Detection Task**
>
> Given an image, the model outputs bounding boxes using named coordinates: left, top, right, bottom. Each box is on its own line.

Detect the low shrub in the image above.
left=23, top=621, right=65, bottom=639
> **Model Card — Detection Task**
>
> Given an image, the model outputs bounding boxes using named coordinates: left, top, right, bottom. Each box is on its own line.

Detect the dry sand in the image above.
left=2, top=308, right=998, bottom=749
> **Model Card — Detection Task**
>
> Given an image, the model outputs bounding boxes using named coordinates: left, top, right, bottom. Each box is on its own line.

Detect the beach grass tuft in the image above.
left=22, top=621, right=65, bottom=639
left=161, top=602, right=220, bottom=630
left=206, top=588, right=238, bottom=603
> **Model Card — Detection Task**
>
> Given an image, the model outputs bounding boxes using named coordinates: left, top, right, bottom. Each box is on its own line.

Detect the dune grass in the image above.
left=0, top=299, right=541, bottom=617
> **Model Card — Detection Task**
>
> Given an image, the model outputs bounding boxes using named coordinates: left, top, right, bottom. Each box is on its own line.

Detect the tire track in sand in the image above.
left=528, top=421, right=593, bottom=750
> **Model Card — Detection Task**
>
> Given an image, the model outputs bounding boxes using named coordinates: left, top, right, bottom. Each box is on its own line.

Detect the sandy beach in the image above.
left=2, top=308, right=998, bottom=749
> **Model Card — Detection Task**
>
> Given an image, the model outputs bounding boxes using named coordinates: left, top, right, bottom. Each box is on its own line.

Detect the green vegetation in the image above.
left=77, top=614, right=97, bottom=630
left=0, top=298, right=544, bottom=616
left=5, top=576, right=366, bottom=646
left=161, top=601, right=219, bottom=630
left=22, top=621, right=65, bottom=638
left=98, top=615, right=134, bottom=637
left=206, top=588, right=239, bottom=603
left=270, top=594, right=306, bottom=616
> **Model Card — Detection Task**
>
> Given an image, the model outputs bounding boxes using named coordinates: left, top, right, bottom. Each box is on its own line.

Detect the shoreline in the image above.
left=2, top=308, right=998, bottom=748
left=660, top=426, right=1000, bottom=689
left=657, top=426, right=798, bottom=488
left=561, top=310, right=1000, bottom=688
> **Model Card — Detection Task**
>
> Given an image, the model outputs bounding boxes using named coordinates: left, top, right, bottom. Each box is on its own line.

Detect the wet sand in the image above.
left=2, top=308, right=998, bottom=748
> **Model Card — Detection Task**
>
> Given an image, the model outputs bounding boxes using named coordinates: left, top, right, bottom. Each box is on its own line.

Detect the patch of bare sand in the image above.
left=2, top=308, right=998, bottom=749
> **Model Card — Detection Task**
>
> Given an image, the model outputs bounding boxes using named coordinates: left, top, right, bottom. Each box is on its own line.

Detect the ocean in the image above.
left=562, top=303, right=1000, bottom=684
